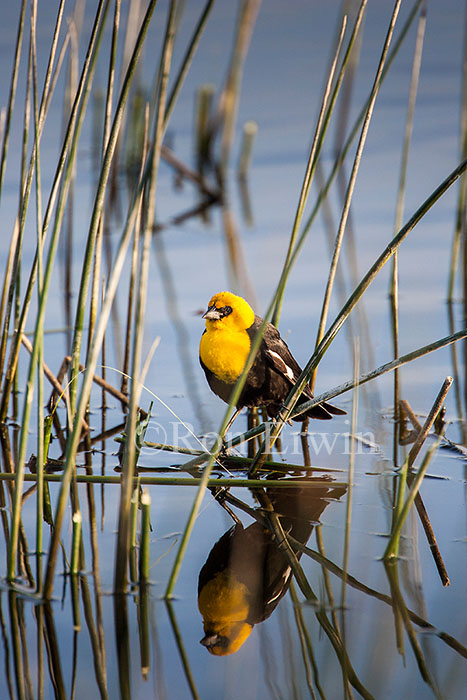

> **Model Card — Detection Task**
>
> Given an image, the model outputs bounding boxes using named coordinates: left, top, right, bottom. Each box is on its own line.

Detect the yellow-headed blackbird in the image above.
left=198, top=478, right=346, bottom=655
left=199, top=291, right=345, bottom=421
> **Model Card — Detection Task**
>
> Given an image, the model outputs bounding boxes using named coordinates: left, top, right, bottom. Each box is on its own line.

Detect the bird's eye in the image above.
left=222, top=305, right=233, bottom=316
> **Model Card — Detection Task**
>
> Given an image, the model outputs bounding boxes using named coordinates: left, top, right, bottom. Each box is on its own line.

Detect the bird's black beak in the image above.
left=202, top=304, right=222, bottom=321
left=200, top=633, right=219, bottom=648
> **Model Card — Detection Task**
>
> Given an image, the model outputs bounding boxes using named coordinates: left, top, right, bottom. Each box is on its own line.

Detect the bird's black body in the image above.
left=198, top=521, right=291, bottom=626
left=200, top=315, right=344, bottom=421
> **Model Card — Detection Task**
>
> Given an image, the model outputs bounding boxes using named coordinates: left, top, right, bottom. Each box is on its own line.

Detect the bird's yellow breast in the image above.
left=198, top=571, right=250, bottom=623
left=199, top=327, right=251, bottom=383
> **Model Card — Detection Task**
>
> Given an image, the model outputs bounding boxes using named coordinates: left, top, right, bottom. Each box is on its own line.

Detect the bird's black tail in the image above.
left=292, top=396, right=346, bottom=421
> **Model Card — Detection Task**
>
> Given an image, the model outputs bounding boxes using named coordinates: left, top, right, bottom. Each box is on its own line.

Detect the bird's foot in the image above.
left=210, top=486, right=240, bottom=524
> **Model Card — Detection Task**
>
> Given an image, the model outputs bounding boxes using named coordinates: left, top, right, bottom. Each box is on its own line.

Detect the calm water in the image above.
left=0, top=1, right=466, bottom=698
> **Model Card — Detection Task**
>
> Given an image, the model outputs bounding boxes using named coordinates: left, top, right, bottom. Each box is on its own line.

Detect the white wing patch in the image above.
left=267, top=350, right=296, bottom=381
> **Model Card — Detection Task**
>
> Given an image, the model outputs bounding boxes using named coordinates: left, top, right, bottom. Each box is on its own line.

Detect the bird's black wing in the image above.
left=262, top=321, right=307, bottom=384
left=250, top=316, right=345, bottom=419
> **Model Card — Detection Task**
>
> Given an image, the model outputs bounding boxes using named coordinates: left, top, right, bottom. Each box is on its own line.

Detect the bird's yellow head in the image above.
left=198, top=570, right=253, bottom=656
left=202, top=292, right=255, bottom=332
left=200, top=620, right=253, bottom=656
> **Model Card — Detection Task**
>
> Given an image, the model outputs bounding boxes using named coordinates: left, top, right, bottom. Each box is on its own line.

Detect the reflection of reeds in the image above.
left=166, top=600, right=201, bottom=699
left=340, top=338, right=359, bottom=662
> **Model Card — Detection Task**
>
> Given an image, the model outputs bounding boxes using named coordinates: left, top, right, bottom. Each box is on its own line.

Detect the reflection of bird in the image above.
left=198, top=479, right=346, bottom=655
left=199, top=291, right=345, bottom=422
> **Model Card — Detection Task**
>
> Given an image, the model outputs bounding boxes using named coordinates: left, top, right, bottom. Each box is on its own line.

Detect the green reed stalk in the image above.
left=122, top=105, right=149, bottom=396
left=384, top=377, right=452, bottom=559
left=114, top=0, right=175, bottom=595
left=163, top=0, right=216, bottom=129
left=0, top=474, right=347, bottom=489
left=237, top=120, right=257, bottom=180
left=20, top=38, right=32, bottom=216
left=217, top=0, right=262, bottom=180
left=273, top=3, right=365, bottom=326
left=31, top=0, right=45, bottom=594
left=292, top=328, right=467, bottom=420
left=250, top=0, right=404, bottom=471
left=311, top=0, right=401, bottom=380
left=390, top=1, right=426, bottom=459
left=83, top=5, right=122, bottom=593
left=0, top=0, right=27, bottom=199
left=390, top=1, right=426, bottom=291
left=69, top=0, right=159, bottom=416
left=0, top=10, right=74, bottom=379
left=42, top=604, right=67, bottom=695
left=448, top=16, right=467, bottom=302
left=142, top=441, right=342, bottom=473
left=103, top=0, right=120, bottom=154
left=0, top=0, right=69, bottom=377
left=7, top=0, right=111, bottom=585
left=281, top=536, right=370, bottom=699
left=143, top=441, right=204, bottom=455
left=164, top=400, right=253, bottom=595
left=0, top=0, right=110, bottom=424
left=285, top=0, right=423, bottom=299
left=315, top=526, right=343, bottom=648
left=262, top=499, right=315, bottom=600
left=88, top=0, right=121, bottom=362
